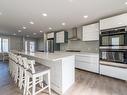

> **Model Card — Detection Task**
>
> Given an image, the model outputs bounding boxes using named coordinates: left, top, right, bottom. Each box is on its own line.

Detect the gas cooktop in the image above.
left=66, top=50, right=81, bottom=52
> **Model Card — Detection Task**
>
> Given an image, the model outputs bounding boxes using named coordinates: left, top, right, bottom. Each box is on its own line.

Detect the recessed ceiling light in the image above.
left=62, top=22, right=66, bottom=26
left=69, top=0, right=73, bottom=2
left=83, top=15, right=88, bottom=18
left=13, top=33, right=16, bottom=35
left=33, top=33, right=37, bottom=35
left=23, top=26, right=26, bottom=29
left=125, top=2, right=127, bottom=5
left=49, top=27, right=52, bottom=30
left=18, top=30, right=21, bottom=32
left=42, top=13, right=47, bottom=17
left=26, top=35, right=30, bottom=37
left=0, top=12, right=2, bottom=15
left=118, top=22, right=122, bottom=25
left=40, top=30, right=43, bottom=33
left=29, top=21, right=34, bottom=24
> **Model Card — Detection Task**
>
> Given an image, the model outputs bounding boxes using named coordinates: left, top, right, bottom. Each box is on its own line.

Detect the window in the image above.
left=0, top=38, right=9, bottom=52
left=25, top=41, right=35, bottom=52
left=0, top=38, right=1, bottom=52
left=2, top=39, right=9, bottom=52
left=25, top=41, right=27, bottom=52
left=30, top=41, right=35, bottom=52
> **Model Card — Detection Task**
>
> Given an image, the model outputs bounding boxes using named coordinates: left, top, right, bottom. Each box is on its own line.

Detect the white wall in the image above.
left=0, top=35, right=38, bottom=52
left=37, top=38, right=44, bottom=51
left=10, top=36, right=23, bottom=51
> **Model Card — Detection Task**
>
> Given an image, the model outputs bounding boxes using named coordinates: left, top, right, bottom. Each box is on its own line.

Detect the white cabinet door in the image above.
left=76, top=61, right=99, bottom=73
left=75, top=55, right=99, bottom=73
left=100, top=65, right=127, bottom=80
left=82, top=23, right=99, bottom=41
left=100, top=13, right=127, bottom=30
left=56, top=31, right=65, bottom=43
left=47, top=33, right=54, bottom=39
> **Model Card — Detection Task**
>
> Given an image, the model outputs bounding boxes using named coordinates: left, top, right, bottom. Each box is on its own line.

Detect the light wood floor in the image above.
left=0, top=62, right=127, bottom=95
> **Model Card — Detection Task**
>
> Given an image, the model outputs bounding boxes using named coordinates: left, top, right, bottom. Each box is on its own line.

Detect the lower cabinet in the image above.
left=100, top=65, right=127, bottom=80
left=75, top=54, right=99, bottom=73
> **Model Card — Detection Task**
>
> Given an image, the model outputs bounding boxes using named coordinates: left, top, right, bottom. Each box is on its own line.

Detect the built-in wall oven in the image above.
left=100, top=27, right=127, bottom=46
left=99, top=27, right=127, bottom=67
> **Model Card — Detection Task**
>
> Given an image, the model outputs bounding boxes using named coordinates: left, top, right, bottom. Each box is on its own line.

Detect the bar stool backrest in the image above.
left=22, top=57, right=29, bottom=69
left=27, top=59, right=35, bottom=74
left=9, top=52, right=12, bottom=59
left=18, top=56, right=23, bottom=66
left=13, top=54, right=18, bottom=63
left=9, top=52, right=13, bottom=61
left=10, top=53, right=17, bottom=63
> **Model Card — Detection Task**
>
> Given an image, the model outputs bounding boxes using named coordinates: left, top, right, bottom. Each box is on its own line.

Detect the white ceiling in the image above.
left=0, top=0, right=127, bottom=37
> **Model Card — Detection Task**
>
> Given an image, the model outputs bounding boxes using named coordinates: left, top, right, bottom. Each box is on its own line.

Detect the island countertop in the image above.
left=10, top=50, right=99, bottom=94
left=11, top=50, right=99, bottom=61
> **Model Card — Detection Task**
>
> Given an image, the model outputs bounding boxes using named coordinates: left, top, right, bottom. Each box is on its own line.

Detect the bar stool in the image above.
left=8, top=52, right=13, bottom=75
left=18, top=56, right=25, bottom=89
left=25, top=59, right=51, bottom=95
left=11, top=53, right=18, bottom=79
left=12, top=54, right=19, bottom=84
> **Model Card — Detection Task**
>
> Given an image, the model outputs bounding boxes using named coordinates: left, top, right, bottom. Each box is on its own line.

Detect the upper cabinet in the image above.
left=47, top=32, right=54, bottom=39
left=82, top=23, right=99, bottom=41
left=56, top=31, right=68, bottom=43
left=100, top=13, right=127, bottom=30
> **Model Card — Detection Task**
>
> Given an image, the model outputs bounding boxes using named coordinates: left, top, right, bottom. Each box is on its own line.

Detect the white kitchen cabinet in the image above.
left=56, top=31, right=68, bottom=43
left=100, top=64, right=127, bottom=80
left=75, top=54, right=99, bottom=73
left=100, top=13, right=127, bottom=30
left=47, top=32, right=54, bottom=39
left=82, top=23, right=99, bottom=41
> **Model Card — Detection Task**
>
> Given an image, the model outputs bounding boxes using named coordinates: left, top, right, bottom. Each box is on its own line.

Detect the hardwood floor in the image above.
left=0, top=62, right=127, bottom=95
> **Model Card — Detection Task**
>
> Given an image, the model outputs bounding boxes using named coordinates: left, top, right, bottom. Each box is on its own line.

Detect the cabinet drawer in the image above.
left=76, top=61, right=99, bottom=73
left=100, top=65, right=127, bottom=80
left=76, top=56, right=90, bottom=62
left=76, top=56, right=98, bottom=63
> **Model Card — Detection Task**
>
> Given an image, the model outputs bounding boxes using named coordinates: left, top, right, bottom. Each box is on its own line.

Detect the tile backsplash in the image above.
left=60, top=40, right=99, bottom=53
left=60, top=26, right=99, bottom=53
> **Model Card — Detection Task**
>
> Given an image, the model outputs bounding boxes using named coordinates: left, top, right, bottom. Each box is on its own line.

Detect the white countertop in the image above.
left=11, top=50, right=99, bottom=61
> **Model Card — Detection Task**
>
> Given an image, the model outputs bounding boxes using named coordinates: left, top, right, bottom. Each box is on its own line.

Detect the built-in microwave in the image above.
left=100, top=27, right=127, bottom=46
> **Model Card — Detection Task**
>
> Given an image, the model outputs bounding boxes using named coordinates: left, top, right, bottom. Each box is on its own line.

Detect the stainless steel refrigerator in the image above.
left=46, top=38, right=54, bottom=53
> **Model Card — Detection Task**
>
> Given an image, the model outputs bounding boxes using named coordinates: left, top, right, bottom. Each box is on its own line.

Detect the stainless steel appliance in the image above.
left=100, top=27, right=127, bottom=46
left=69, top=27, right=80, bottom=41
left=100, top=49, right=127, bottom=64
left=99, top=27, right=127, bottom=67
left=47, top=38, right=54, bottom=53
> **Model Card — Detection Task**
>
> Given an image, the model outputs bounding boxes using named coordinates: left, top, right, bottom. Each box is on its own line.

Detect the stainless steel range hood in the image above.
left=69, top=27, right=80, bottom=41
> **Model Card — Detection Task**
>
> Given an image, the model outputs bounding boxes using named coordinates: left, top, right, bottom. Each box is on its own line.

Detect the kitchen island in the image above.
left=12, top=51, right=99, bottom=95
left=12, top=51, right=76, bottom=95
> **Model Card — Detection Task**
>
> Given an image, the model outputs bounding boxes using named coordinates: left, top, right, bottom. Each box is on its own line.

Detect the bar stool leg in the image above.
left=19, top=68, right=23, bottom=89
left=26, top=75, right=30, bottom=95
left=48, top=71, right=51, bottom=95
left=32, top=77, right=36, bottom=95
left=20, top=69, right=24, bottom=89
left=14, top=65, right=18, bottom=83
left=23, top=71, right=27, bottom=95
left=39, top=76, right=43, bottom=88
